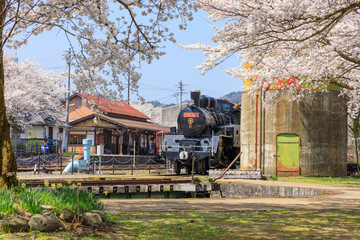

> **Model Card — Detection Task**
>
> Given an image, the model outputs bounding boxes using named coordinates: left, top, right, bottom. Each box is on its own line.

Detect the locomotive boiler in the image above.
left=161, top=90, right=241, bottom=174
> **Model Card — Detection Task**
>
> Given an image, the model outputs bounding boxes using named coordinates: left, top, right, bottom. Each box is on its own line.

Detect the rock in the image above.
left=0, top=216, right=29, bottom=233
left=74, top=227, right=85, bottom=236
left=16, top=233, right=27, bottom=237
left=23, top=212, right=32, bottom=218
left=58, top=209, right=76, bottom=223
left=81, top=212, right=104, bottom=226
left=41, top=205, right=55, bottom=211
left=90, top=210, right=107, bottom=223
left=29, top=213, right=61, bottom=232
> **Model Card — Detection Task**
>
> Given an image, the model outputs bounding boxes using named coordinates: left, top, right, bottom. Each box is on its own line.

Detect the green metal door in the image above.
left=277, top=134, right=300, bottom=177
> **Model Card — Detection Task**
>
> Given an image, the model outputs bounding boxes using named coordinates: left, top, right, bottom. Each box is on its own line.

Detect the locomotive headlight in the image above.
left=179, top=151, right=189, bottom=160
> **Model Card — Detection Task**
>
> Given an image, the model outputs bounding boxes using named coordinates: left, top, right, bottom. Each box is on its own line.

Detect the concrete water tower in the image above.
left=240, top=79, right=347, bottom=177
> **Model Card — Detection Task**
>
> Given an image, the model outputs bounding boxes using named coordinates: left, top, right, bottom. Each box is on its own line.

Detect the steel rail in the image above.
left=20, top=178, right=192, bottom=187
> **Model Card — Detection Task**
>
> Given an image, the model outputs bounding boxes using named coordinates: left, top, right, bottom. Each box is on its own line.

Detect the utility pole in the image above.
left=63, top=48, right=71, bottom=153
left=179, top=81, right=183, bottom=111
left=127, top=71, right=130, bottom=105
left=127, top=49, right=131, bottom=105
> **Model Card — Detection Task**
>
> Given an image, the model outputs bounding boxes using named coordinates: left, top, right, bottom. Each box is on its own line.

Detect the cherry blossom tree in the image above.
left=5, top=55, right=65, bottom=129
left=0, top=0, right=197, bottom=187
left=184, top=1, right=360, bottom=105
left=183, top=1, right=360, bottom=174
left=130, top=101, right=162, bottom=124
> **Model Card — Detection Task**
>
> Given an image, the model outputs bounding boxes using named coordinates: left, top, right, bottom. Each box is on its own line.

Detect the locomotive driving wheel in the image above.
left=174, top=161, right=181, bottom=175
left=198, top=159, right=206, bottom=175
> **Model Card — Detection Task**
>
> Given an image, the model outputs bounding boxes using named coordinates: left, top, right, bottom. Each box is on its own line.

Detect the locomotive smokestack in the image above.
left=190, top=90, right=200, bottom=106
left=208, top=97, right=217, bottom=110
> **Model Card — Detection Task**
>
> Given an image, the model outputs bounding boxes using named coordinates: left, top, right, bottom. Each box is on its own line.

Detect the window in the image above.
left=75, top=96, right=81, bottom=107
left=69, top=135, right=86, bottom=145
left=48, top=127, right=53, bottom=139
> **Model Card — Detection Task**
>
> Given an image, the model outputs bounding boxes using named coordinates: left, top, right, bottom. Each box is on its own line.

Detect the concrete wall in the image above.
left=241, top=91, right=347, bottom=177
left=161, top=104, right=187, bottom=128
left=211, top=182, right=324, bottom=198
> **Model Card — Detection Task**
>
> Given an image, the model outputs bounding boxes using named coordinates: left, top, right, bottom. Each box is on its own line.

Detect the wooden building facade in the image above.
left=64, top=93, right=169, bottom=155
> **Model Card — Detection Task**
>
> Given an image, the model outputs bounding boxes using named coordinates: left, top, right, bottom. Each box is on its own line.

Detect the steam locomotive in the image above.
left=161, top=90, right=241, bottom=174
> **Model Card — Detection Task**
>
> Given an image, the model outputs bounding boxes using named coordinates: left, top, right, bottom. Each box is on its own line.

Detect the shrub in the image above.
left=62, top=152, right=79, bottom=156
left=15, top=142, right=26, bottom=150
left=18, top=188, right=44, bottom=215
left=48, top=187, right=103, bottom=213
left=0, top=188, right=16, bottom=215
left=1, top=186, right=103, bottom=216
left=270, top=175, right=278, bottom=181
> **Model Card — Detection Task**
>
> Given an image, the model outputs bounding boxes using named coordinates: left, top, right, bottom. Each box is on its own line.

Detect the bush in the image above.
left=62, top=152, right=79, bottom=156
left=0, top=189, right=16, bottom=215
left=27, top=140, right=44, bottom=148
left=1, top=186, right=103, bottom=216
left=270, top=175, right=278, bottom=181
left=18, top=188, right=51, bottom=215
left=15, top=142, right=26, bottom=150
left=48, top=187, right=103, bottom=213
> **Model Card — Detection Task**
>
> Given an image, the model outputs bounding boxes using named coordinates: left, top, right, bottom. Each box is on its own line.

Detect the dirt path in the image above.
left=102, top=179, right=360, bottom=211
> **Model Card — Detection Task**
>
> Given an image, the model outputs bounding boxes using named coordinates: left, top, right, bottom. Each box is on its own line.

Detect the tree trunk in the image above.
left=351, top=113, right=360, bottom=176
left=0, top=0, right=17, bottom=188
left=355, top=137, right=360, bottom=175
left=355, top=114, right=360, bottom=175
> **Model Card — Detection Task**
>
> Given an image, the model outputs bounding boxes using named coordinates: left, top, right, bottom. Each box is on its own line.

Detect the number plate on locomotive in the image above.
left=184, top=112, right=199, bottom=117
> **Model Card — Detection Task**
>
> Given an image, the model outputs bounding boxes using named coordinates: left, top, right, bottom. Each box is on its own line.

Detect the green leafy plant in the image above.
left=26, top=140, right=44, bottom=149
left=270, top=175, right=278, bottom=181
left=0, top=185, right=103, bottom=217
left=62, top=152, right=79, bottom=156
left=48, top=187, right=103, bottom=213
left=19, top=188, right=44, bottom=215
left=15, top=142, right=26, bottom=149
left=0, top=188, right=16, bottom=215
left=277, top=176, right=360, bottom=185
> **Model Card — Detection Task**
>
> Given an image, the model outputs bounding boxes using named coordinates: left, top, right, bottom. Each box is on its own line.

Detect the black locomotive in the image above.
left=161, top=90, right=241, bottom=174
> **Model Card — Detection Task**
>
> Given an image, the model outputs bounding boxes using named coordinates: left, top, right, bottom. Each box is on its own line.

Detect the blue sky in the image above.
left=6, top=10, right=242, bottom=104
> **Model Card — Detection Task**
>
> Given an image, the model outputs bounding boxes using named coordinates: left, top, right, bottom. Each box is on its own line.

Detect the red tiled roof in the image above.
left=66, top=105, right=93, bottom=123
left=77, top=93, right=150, bottom=120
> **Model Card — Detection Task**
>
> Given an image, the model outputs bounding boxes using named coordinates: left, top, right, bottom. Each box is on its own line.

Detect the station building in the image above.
left=64, top=93, right=169, bottom=155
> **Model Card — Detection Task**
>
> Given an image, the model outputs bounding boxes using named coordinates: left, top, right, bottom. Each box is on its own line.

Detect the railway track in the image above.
left=17, top=166, right=166, bottom=172
left=19, top=177, right=210, bottom=197
left=20, top=178, right=192, bottom=187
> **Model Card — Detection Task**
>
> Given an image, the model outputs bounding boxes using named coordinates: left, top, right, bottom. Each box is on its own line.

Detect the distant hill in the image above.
left=148, top=101, right=176, bottom=108
left=220, top=91, right=242, bottom=104
left=145, top=91, right=242, bottom=107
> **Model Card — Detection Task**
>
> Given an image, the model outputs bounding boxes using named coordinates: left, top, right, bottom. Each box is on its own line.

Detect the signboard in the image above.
left=184, top=112, right=199, bottom=118
left=28, top=130, right=43, bottom=139
left=41, top=144, right=49, bottom=152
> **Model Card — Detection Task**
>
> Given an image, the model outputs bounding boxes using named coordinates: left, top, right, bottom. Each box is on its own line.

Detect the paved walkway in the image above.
left=102, top=179, right=360, bottom=211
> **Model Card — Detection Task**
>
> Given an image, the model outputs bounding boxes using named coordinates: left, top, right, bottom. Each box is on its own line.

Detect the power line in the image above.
left=140, top=82, right=174, bottom=92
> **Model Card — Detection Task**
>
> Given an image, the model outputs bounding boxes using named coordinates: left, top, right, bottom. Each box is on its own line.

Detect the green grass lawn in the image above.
left=3, top=209, right=359, bottom=239
left=110, top=210, right=360, bottom=240
left=275, top=176, right=360, bottom=186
